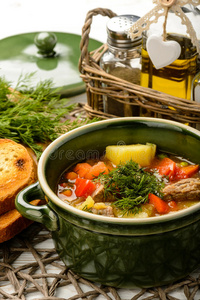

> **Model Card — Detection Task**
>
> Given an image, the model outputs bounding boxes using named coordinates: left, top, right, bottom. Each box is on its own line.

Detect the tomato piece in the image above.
left=60, top=182, right=68, bottom=188
left=75, top=178, right=96, bottom=197
left=175, top=164, right=199, bottom=180
left=168, top=200, right=178, bottom=211
left=148, top=193, right=170, bottom=214
left=155, top=157, right=176, bottom=180
left=85, top=162, right=109, bottom=180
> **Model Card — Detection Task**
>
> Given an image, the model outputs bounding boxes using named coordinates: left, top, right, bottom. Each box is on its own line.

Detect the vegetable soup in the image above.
left=57, top=144, right=200, bottom=218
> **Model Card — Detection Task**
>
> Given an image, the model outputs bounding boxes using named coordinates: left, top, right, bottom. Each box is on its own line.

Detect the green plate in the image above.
left=0, top=32, right=102, bottom=96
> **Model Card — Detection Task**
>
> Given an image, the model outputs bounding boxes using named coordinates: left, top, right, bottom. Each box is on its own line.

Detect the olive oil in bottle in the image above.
left=141, top=33, right=198, bottom=100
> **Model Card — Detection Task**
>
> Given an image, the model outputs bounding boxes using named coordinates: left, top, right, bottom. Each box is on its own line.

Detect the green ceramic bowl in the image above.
left=15, top=117, right=200, bottom=288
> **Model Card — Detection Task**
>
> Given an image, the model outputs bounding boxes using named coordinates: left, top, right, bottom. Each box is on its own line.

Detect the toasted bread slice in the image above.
left=0, top=139, right=37, bottom=215
left=0, top=199, right=45, bottom=243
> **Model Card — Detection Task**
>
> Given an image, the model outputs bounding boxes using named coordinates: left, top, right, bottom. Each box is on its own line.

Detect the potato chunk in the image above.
left=105, top=143, right=156, bottom=167
left=77, top=196, right=94, bottom=211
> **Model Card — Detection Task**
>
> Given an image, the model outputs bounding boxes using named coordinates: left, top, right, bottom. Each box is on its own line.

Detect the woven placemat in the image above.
left=0, top=222, right=200, bottom=300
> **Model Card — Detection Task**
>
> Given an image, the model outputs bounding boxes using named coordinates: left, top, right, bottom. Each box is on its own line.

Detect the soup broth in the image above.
left=57, top=146, right=200, bottom=218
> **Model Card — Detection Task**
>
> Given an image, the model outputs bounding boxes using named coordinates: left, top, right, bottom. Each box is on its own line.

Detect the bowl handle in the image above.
left=15, top=181, right=59, bottom=231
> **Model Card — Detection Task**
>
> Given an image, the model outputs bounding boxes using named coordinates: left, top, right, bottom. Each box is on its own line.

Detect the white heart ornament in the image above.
left=146, top=34, right=181, bottom=69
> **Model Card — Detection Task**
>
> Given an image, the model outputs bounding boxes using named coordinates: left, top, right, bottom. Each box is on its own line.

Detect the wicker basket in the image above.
left=79, top=8, right=200, bottom=127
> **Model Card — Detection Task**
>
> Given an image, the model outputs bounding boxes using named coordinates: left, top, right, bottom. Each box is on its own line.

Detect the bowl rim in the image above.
left=38, top=117, right=200, bottom=224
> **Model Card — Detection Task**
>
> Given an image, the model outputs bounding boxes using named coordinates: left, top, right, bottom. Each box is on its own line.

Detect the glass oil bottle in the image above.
left=141, top=33, right=197, bottom=100
left=140, top=6, right=199, bottom=104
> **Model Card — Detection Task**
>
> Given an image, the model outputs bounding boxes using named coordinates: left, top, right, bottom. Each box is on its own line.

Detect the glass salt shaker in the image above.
left=100, top=15, right=142, bottom=117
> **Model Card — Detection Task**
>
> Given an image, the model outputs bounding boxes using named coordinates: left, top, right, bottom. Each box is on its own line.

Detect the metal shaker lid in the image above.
left=107, top=15, right=142, bottom=48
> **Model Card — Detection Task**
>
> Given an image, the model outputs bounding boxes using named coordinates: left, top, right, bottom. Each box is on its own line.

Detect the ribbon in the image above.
left=127, top=0, right=200, bottom=53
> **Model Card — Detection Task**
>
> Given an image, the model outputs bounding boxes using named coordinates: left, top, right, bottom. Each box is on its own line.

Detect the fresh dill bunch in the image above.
left=98, top=160, right=165, bottom=215
left=0, top=75, right=98, bottom=158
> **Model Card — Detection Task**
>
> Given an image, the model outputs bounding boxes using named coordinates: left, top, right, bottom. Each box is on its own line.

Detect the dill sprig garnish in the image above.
left=0, top=74, right=98, bottom=158
left=97, top=160, right=165, bottom=215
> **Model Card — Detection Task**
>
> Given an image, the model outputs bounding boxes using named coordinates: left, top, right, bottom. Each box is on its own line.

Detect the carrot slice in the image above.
left=73, top=163, right=92, bottom=178
left=65, top=171, right=78, bottom=180
left=85, top=162, right=109, bottom=180
left=62, top=189, right=73, bottom=197
left=148, top=193, right=169, bottom=214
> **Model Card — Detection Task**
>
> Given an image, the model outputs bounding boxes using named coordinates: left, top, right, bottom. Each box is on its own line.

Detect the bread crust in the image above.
left=0, top=139, right=37, bottom=215
left=0, top=199, right=45, bottom=243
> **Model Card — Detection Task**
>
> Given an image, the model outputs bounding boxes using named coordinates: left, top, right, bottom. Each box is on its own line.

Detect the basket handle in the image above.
left=79, top=8, right=117, bottom=72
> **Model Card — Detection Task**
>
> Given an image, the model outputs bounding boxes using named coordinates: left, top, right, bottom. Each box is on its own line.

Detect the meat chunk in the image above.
left=163, top=178, right=200, bottom=201
left=91, top=184, right=105, bottom=202
left=91, top=184, right=114, bottom=202
left=91, top=205, right=114, bottom=217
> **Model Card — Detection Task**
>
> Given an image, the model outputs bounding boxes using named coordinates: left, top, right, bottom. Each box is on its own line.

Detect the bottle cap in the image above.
left=107, top=15, right=142, bottom=48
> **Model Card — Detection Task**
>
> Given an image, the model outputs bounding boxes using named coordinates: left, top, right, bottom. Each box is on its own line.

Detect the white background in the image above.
left=0, top=0, right=155, bottom=102
left=0, top=0, right=154, bottom=43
